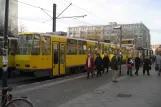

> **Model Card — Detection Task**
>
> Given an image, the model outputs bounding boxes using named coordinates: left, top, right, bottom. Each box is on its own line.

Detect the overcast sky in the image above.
left=18, top=0, right=161, bottom=44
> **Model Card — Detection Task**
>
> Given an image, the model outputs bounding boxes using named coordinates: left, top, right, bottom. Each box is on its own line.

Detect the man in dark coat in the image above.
left=95, top=53, right=103, bottom=76
left=135, top=55, right=141, bottom=76
left=111, top=54, right=119, bottom=82
left=103, top=53, right=110, bottom=74
left=143, top=56, right=151, bottom=75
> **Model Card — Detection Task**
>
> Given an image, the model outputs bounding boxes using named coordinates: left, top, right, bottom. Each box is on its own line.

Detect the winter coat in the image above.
left=95, top=56, right=103, bottom=69
left=143, top=58, right=151, bottom=69
left=103, top=56, right=110, bottom=68
left=126, top=58, right=133, bottom=69
left=155, top=55, right=161, bottom=70
left=135, top=57, right=141, bottom=69
left=85, top=57, right=94, bottom=73
left=111, top=56, right=118, bottom=70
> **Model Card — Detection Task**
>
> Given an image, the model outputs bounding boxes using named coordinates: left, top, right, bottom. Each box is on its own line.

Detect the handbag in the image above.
left=149, top=66, right=151, bottom=70
left=155, top=64, right=159, bottom=71
left=126, top=64, right=132, bottom=68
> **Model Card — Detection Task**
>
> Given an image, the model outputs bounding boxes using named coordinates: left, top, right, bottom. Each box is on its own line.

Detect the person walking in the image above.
left=85, top=54, right=94, bottom=79
left=111, top=54, right=119, bottom=82
left=155, top=48, right=161, bottom=76
left=95, top=53, right=103, bottom=77
left=103, top=53, right=110, bottom=74
left=143, top=56, right=151, bottom=76
left=135, top=55, right=141, bottom=76
left=126, top=58, right=133, bottom=76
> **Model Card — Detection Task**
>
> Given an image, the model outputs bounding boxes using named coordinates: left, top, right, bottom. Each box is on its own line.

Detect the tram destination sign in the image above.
left=121, top=39, right=134, bottom=45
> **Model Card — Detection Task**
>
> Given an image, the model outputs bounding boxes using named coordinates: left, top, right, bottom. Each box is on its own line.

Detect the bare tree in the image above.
left=19, top=24, right=27, bottom=32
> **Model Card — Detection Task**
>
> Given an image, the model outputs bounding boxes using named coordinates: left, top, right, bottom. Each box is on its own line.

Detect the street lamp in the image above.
left=113, top=26, right=122, bottom=76
left=137, top=36, right=144, bottom=59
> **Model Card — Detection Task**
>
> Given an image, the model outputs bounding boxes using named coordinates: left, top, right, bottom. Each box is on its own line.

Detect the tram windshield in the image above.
left=17, top=34, right=40, bottom=55
left=17, top=34, right=33, bottom=55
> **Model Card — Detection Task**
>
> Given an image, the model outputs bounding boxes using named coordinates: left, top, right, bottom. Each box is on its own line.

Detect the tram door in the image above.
left=52, top=42, right=59, bottom=76
left=59, top=43, right=65, bottom=75
left=52, top=42, right=66, bottom=76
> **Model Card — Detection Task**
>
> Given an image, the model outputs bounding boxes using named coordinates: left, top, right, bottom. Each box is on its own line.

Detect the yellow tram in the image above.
left=15, top=32, right=135, bottom=78
left=0, top=36, right=17, bottom=78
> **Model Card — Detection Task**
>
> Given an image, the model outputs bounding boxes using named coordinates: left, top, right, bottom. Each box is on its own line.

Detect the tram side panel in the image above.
left=0, top=38, right=17, bottom=78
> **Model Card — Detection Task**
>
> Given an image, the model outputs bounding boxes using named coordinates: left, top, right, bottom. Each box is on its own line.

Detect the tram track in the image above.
left=0, top=71, right=87, bottom=88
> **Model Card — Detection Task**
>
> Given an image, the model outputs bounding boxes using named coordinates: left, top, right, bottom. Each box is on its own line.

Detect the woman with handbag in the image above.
left=126, top=58, right=133, bottom=76
left=85, top=54, right=94, bottom=79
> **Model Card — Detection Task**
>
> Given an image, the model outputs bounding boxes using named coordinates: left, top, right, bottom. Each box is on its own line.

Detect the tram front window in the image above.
left=31, top=35, right=40, bottom=55
left=17, top=35, right=33, bottom=55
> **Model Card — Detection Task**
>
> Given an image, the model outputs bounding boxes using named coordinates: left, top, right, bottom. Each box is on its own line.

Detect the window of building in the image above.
left=78, top=40, right=87, bottom=54
left=42, top=36, right=50, bottom=55
left=67, top=39, right=77, bottom=55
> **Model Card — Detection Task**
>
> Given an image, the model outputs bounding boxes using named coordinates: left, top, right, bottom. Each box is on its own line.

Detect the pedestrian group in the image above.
left=85, top=52, right=159, bottom=83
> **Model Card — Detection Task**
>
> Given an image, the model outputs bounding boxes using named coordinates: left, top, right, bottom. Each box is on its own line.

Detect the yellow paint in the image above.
left=15, top=32, right=140, bottom=77
left=0, top=39, right=17, bottom=70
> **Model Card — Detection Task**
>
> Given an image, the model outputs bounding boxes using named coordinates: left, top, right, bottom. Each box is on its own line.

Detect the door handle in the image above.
left=53, top=66, right=55, bottom=68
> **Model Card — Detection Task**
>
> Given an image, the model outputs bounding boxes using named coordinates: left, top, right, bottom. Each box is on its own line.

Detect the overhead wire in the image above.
left=13, top=0, right=95, bottom=30
left=13, top=0, right=54, bottom=13
left=62, top=0, right=108, bottom=21
left=11, top=15, right=52, bottom=26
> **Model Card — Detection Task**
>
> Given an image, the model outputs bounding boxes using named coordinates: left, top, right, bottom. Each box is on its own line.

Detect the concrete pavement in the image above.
left=57, top=66, right=161, bottom=107
left=10, top=66, right=127, bottom=107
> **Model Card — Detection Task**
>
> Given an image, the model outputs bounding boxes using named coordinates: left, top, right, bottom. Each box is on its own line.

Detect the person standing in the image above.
left=85, top=54, right=94, bottom=79
left=95, top=53, right=103, bottom=77
left=143, top=56, right=151, bottom=76
left=155, top=48, right=161, bottom=76
left=103, top=53, right=110, bottom=74
left=135, top=55, right=141, bottom=76
left=126, top=58, right=133, bottom=76
left=111, top=54, right=119, bottom=82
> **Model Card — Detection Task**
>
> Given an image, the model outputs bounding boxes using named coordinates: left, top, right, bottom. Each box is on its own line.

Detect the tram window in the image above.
left=102, top=44, right=104, bottom=54
left=31, top=35, right=40, bottom=55
left=17, top=35, right=32, bottom=55
left=105, top=47, right=107, bottom=53
left=10, top=39, right=17, bottom=55
left=98, top=43, right=101, bottom=50
left=60, top=44, right=65, bottom=64
left=53, top=43, right=58, bottom=64
left=78, top=40, right=87, bottom=54
left=67, top=39, right=77, bottom=55
left=88, top=46, right=91, bottom=54
left=0, top=39, right=2, bottom=55
left=42, top=36, right=50, bottom=55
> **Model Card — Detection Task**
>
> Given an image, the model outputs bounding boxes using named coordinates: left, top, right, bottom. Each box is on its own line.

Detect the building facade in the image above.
left=151, top=44, right=161, bottom=55
left=68, top=22, right=151, bottom=49
left=0, top=0, right=18, bottom=35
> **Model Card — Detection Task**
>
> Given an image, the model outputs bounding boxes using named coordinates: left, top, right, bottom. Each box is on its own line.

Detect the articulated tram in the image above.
left=15, top=32, right=140, bottom=78
left=0, top=36, right=17, bottom=78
